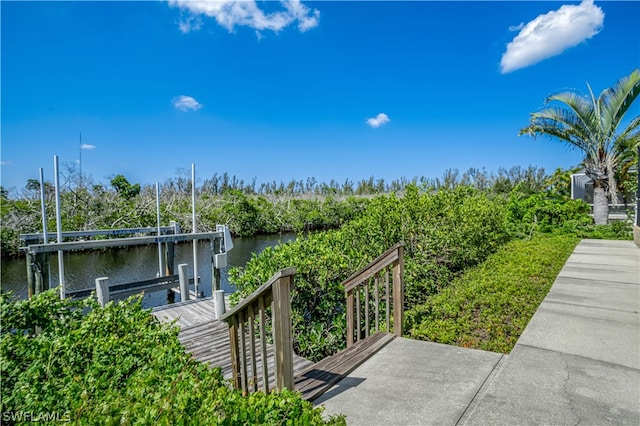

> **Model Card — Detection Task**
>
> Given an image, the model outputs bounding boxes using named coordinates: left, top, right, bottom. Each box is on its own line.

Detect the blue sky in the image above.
left=2, top=0, right=639, bottom=194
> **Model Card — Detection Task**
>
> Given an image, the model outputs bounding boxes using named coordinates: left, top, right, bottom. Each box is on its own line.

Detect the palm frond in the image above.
left=521, top=104, right=596, bottom=152
left=601, top=69, right=640, bottom=136
left=615, top=115, right=640, bottom=151
left=520, top=71, right=640, bottom=201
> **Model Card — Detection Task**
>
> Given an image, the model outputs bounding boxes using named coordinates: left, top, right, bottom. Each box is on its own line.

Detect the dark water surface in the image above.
left=1, top=234, right=295, bottom=308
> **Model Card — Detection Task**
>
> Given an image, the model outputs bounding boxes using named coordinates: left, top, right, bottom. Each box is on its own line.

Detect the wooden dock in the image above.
left=152, top=298, right=315, bottom=389
left=150, top=244, right=405, bottom=400
left=152, top=297, right=395, bottom=400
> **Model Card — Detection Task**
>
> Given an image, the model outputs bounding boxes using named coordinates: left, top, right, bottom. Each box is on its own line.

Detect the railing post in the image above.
left=272, top=274, right=294, bottom=390
left=258, top=296, right=269, bottom=392
left=392, top=245, right=404, bottom=337
left=178, top=263, right=190, bottom=302
left=228, top=318, right=241, bottom=389
left=95, top=277, right=110, bottom=307
left=346, top=291, right=354, bottom=348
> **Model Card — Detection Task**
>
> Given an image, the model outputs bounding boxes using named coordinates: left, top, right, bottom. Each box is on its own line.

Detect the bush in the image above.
left=405, top=234, right=579, bottom=353
left=229, top=186, right=511, bottom=361
left=506, top=191, right=592, bottom=236
left=0, top=290, right=344, bottom=425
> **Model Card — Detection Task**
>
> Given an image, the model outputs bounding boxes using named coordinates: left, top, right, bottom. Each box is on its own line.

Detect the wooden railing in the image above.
left=342, top=243, right=404, bottom=347
left=220, top=268, right=295, bottom=394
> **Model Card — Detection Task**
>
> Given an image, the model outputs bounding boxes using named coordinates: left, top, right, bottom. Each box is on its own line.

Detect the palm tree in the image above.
left=520, top=69, right=640, bottom=224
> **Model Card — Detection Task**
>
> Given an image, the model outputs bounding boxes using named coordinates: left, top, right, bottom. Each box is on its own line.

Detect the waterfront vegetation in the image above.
left=0, top=291, right=345, bottom=425
left=0, top=165, right=551, bottom=258
left=1, top=164, right=636, bottom=424
left=229, top=180, right=633, bottom=361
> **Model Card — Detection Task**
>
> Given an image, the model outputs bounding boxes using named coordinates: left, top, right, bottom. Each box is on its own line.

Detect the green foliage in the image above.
left=110, top=174, right=141, bottom=199
left=554, top=220, right=634, bottom=240
left=405, top=234, right=579, bottom=353
left=1, top=290, right=344, bottom=425
left=544, top=166, right=581, bottom=197
left=230, top=186, right=511, bottom=361
left=506, top=190, right=592, bottom=236
left=0, top=181, right=370, bottom=258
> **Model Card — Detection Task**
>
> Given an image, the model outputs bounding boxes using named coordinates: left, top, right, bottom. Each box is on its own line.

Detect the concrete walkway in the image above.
left=315, top=239, right=639, bottom=425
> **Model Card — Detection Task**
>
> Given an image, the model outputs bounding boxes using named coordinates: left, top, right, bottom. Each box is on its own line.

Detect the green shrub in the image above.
left=506, top=191, right=592, bottom=236
left=0, top=290, right=344, bottom=425
left=555, top=219, right=634, bottom=240
left=405, top=234, right=579, bottom=353
left=230, top=186, right=511, bottom=361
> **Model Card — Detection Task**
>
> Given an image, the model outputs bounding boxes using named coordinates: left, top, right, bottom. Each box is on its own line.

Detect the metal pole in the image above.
left=39, top=167, right=52, bottom=291
left=570, top=174, right=575, bottom=200
left=53, top=156, right=65, bottom=299
left=192, top=163, right=199, bottom=297
left=39, top=168, right=48, bottom=243
left=156, top=182, right=164, bottom=276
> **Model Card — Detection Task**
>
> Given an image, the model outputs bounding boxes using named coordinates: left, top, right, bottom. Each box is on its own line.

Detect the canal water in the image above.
left=0, top=233, right=296, bottom=308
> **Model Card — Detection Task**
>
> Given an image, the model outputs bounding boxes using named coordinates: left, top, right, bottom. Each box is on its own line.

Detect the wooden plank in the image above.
left=259, top=296, right=269, bottom=393
left=228, top=318, right=241, bottom=389
left=365, top=280, right=370, bottom=338
left=219, top=267, right=296, bottom=322
left=374, top=274, right=379, bottom=332
left=295, top=332, right=395, bottom=401
left=346, top=292, right=354, bottom=348
left=342, top=243, right=404, bottom=292
left=152, top=300, right=312, bottom=391
left=385, top=269, right=390, bottom=332
left=296, top=332, right=391, bottom=388
left=272, top=274, right=294, bottom=390
left=392, top=245, right=404, bottom=337
left=239, top=311, right=248, bottom=393
left=248, top=304, right=258, bottom=393
left=356, top=289, right=361, bottom=342
left=152, top=298, right=219, bottom=328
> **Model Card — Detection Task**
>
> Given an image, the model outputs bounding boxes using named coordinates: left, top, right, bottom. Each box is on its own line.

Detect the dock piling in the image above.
left=96, top=277, right=110, bottom=307
left=214, top=289, right=225, bottom=319
left=178, top=263, right=190, bottom=302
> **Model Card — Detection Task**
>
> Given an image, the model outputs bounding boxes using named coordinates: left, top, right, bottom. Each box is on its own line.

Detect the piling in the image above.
left=26, top=253, right=35, bottom=298
left=214, top=289, right=226, bottom=319
left=96, top=277, right=110, bottom=307
left=178, top=263, right=190, bottom=302
left=212, top=237, right=222, bottom=292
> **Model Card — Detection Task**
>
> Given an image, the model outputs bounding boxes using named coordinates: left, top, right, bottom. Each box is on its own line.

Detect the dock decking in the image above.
left=151, top=296, right=394, bottom=399
left=152, top=297, right=314, bottom=388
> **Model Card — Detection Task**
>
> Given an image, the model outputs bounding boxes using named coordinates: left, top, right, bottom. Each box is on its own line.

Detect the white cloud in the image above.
left=366, top=113, right=390, bottom=128
left=508, top=22, right=524, bottom=32
left=169, top=0, right=320, bottom=33
left=81, top=144, right=96, bottom=150
left=178, top=15, right=203, bottom=34
left=1, top=161, right=11, bottom=166
left=173, top=95, right=203, bottom=112
left=500, top=0, right=604, bottom=74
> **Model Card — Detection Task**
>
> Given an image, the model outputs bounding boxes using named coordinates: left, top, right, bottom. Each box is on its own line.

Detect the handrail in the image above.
left=220, top=268, right=295, bottom=394
left=343, top=243, right=404, bottom=347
